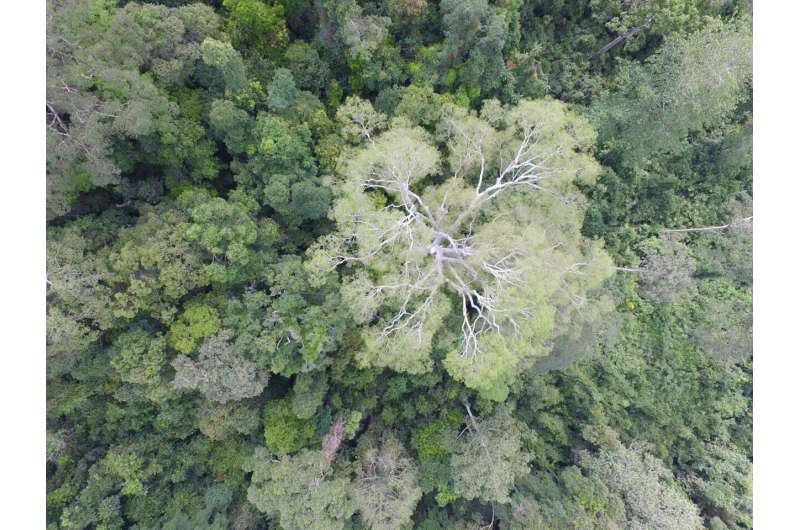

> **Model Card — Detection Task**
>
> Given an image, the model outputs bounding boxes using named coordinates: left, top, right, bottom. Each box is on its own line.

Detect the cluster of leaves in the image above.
left=47, top=1, right=751, bottom=530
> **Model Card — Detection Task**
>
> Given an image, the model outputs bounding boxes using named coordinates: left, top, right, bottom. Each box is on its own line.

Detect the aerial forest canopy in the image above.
left=46, top=1, right=753, bottom=530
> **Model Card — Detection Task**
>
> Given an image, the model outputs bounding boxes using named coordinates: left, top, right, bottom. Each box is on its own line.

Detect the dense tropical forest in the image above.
left=45, top=1, right=753, bottom=528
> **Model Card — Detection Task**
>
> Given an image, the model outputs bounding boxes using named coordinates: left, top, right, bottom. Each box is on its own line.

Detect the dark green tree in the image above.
left=234, top=114, right=330, bottom=227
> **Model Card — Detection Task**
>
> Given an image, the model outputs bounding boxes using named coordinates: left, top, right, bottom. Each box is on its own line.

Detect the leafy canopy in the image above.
left=312, top=98, right=613, bottom=400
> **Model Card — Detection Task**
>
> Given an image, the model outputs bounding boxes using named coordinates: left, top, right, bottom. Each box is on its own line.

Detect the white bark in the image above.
left=329, top=126, right=562, bottom=357
left=660, top=216, right=752, bottom=234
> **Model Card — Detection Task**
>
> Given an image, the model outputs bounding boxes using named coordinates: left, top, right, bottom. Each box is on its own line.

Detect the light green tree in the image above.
left=576, top=436, right=703, bottom=530
left=107, top=205, right=208, bottom=324
left=267, top=67, right=300, bottom=112
left=245, top=446, right=356, bottom=530
left=172, top=331, right=268, bottom=402
left=317, top=0, right=390, bottom=62
left=335, top=96, right=388, bottom=144
left=263, top=397, right=317, bottom=454
left=354, top=433, right=423, bottom=530
left=197, top=401, right=261, bottom=440
left=635, top=235, right=698, bottom=303
left=449, top=404, right=532, bottom=505
left=110, top=327, right=167, bottom=387
left=178, top=188, right=276, bottom=286
left=292, top=371, right=329, bottom=419
left=201, top=38, right=248, bottom=95
left=592, top=19, right=752, bottom=161
left=310, top=99, right=613, bottom=400
left=168, top=301, right=221, bottom=354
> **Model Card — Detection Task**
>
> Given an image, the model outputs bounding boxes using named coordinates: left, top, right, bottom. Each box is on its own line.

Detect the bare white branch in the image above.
left=329, top=125, right=564, bottom=358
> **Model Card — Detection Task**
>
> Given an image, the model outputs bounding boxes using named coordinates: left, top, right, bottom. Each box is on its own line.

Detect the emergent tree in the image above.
left=310, top=99, right=613, bottom=400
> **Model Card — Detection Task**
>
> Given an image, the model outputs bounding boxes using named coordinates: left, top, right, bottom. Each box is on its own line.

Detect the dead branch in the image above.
left=46, top=102, right=69, bottom=134
left=590, top=27, right=642, bottom=58
left=332, top=128, right=557, bottom=358
left=661, top=216, right=752, bottom=234
left=463, top=401, right=497, bottom=530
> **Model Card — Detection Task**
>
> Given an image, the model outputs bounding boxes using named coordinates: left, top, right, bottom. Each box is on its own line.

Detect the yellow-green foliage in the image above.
left=316, top=99, right=613, bottom=400
left=168, top=302, right=220, bottom=354
left=110, top=329, right=167, bottom=386
left=45, top=2, right=752, bottom=527
left=263, top=398, right=316, bottom=455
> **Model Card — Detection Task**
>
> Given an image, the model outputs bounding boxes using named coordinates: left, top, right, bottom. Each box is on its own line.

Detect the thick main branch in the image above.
left=334, top=129, right=556, bottom=357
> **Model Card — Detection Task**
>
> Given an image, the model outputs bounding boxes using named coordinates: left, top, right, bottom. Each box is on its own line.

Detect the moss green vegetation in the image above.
left=47, top=1, right=752, bottom=529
